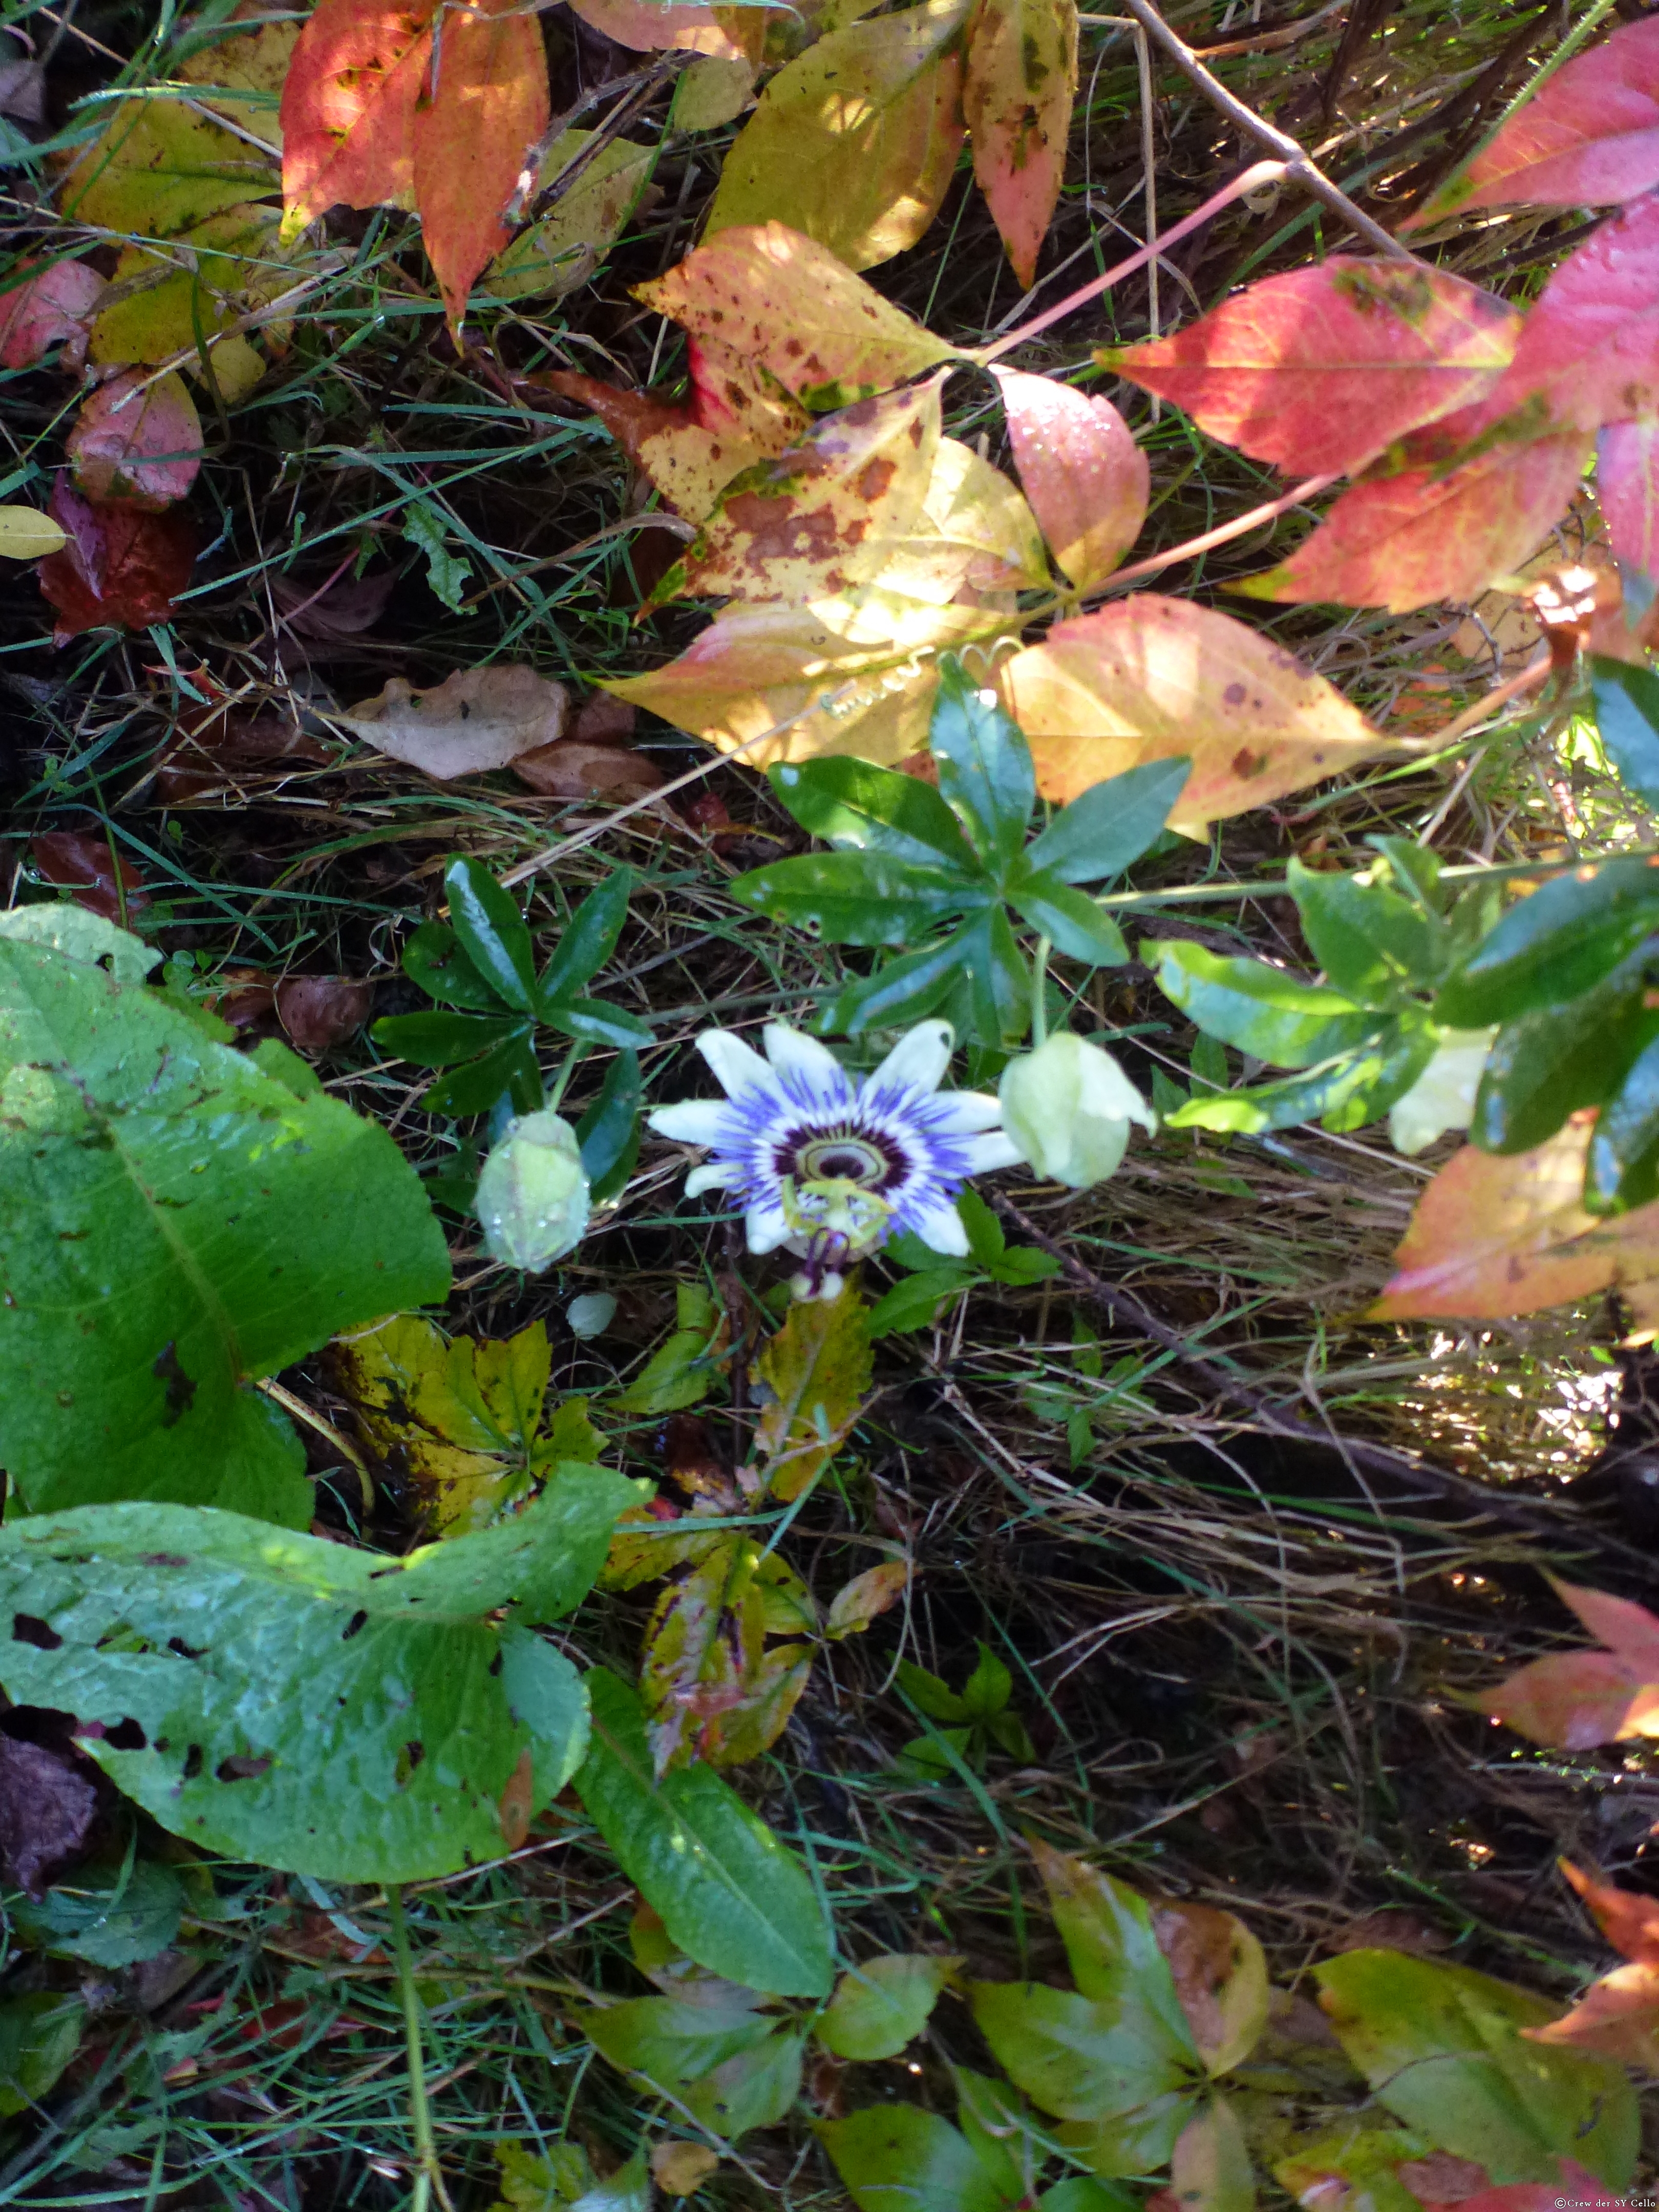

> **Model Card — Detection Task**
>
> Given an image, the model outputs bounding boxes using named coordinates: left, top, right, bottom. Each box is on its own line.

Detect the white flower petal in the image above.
left=866, top=1018, right=954, bottom=1102
left=686, top=1160, right=745, bottom=1196
left=648, top=1100, right=730, bottom=1146
left=904, top=1194, right=970, bottom=1256
left=963, top=1131, right=1024, bottom=1174
left=924, top=1089, right=1004, bottom=1136
left=746, top=1196, right=793, bottom=1253
left=699, top=1028, right=781, bottom=1101
left=764, top=1023, right=855, bottom=1110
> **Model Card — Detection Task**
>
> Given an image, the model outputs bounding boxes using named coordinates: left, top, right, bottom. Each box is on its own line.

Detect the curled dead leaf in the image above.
left=512, top=740, right=664, bottom=802
left=275, top=975, right=374, bottom=1054
left=334, top=665, right=571, bottom=779
left=28, top=828, right=148, bottom=921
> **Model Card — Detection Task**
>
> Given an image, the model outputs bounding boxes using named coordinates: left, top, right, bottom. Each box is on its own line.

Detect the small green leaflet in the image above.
left=574, top=1670, right=833, bottom=1998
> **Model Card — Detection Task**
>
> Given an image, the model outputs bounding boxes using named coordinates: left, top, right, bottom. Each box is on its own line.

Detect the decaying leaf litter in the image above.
left=1, top=0, right=1656, bottom=2203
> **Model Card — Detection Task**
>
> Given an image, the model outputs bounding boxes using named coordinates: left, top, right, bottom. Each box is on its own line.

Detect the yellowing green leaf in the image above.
left=706, top=0, right=974, bottom=269
left=670, top=53, right=756, bottom=131
left=818, top=1952, right=961, bottom=2060
left=1169, top=2098, right=1256, bottom=2212
left=641, top=1540, right=816, bottom=1772
left=612, top=1282, right=730, bottom=1415
left=751, top=1288, right=873, bottom=1502
left=486, top=131, right=658, bottom=302
left=175, top=10, right=297, bottom=150
left=0, top=504, right=67, bottom=559
left=88, top=204, right=291, bottom=386
left=826, top=1558, right=910, bottom=1636
left=60, top=94, right=276, bottom=238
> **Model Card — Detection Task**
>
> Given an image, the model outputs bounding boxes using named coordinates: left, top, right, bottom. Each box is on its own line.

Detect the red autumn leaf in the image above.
left=1484, top=189, right=1659, bottom=434
left=1597, top=417, right=1659, bottom=573
left=1102, top=260, right=1521, bottom=478
left=1558, top=1858, right=1659, bottom=1967
left=963, top=0, right=1078, bottom=291
left=280, top=0, right=434, bottom=231
left=1479, top=1579, right=1659, bottom=1749
left=36, top=478, right=199, bottom=643
left=1240, top=428, right=1593, bottom=613
left=0, top=258, right=104, bottom=371
left=28, top=829, right=150, bottom=921
left=1412, top=18, right=1659, bottom=224
left=994, top=367, right=1146, bottom=589
left=1404, top=2165, right=1625, bottom=2212
left=275, top=975, right=374, bottom=1053
left=1526, top=1962, right=1659, bottom=2067
left=67, top=370, right=203, bottom=508
left=1369, top=1116, right=1659, bottom=1326
left=412, top=0, right=549, bottom=333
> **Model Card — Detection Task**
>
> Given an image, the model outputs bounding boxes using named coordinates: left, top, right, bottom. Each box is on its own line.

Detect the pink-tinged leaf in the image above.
left=1370, top=1116, right=1659, bottom=1324
left=639, top=224, right=955, bottom=418
left=1001, top=595, right=1388, bottom=830
left=705, top=0, right=972, bottom=271
left=1524, top=1962, right=1659, bottom=2067
left=565, top=0, right=750, bottom=56
left=1412, top=19, right=1659, bottom=224
left=279, top=0, right=434, bottom=233
left=1558, top=1860, right=1659, bottom=1968
left=35, top=477, right=199, bottom=643
left=1480, top=1649, right=1659, bottom=1750
left=1102, top=260, right=1521, bottom=478
left=412, top=0, right=550, bottom=334
left=964, top=0, right=1078, bottom=291
left=0, top=259, right=103, bottom=371
left=1485, top=189, right=1659, bottom=434
left=994, top=367, right=1146, bottom=588
left=1555, top=1581, right=1659, bottom=1677
left=1406, top=2164, right=1626, bottom=2212
left=67, top=371, right=203, bottom=508
left=1598, top=417, right=1659, bottom=573
left=1240, top=429, right=1592, bottom=612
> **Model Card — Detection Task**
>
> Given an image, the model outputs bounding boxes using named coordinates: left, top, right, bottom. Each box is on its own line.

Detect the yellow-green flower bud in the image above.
left=999, top=1033, right=1156, bottom=1187
left=1388, top=1028, right=1495, bottom=1156
left=475, top=1110, right=590, bottom=1271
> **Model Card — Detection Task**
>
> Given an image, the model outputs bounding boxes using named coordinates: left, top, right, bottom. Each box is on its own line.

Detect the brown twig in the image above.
left=988, top=1192, right=1655, bottom=1572
left=1189, top=0, right=1349, bottom=59
left=1113, top=0, right=1416, bottom=261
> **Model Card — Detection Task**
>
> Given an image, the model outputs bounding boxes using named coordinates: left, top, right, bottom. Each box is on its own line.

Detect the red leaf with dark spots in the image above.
left=36, top=478, right=199, bottom=643
left=28, top=828, right=149, bottom=921
left=1103, top=259, right=1521, bottom=478
left=276, top=976, right=375, bottom=1053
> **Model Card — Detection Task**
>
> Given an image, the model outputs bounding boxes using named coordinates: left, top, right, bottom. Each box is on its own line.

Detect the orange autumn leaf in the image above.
left=1370, top=1116, right=1659, bottom=1325
left=280, top=0, right=434, bottom=232
left=1522, top=1866, right=1659, bottom=2069
left=412, top=0, right=549, bottom=333
left=1480, top=1580, right=1659, bottom=1749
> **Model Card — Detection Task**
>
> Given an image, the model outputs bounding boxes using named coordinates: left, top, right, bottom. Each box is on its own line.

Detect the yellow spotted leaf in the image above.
left=486, top=131, right=657, bottom=302
left=60, top=93, right=276, bottom=238
left=1001, top=595, right=1393, bottom=831
left=964, top=0, right=1078, bottom=289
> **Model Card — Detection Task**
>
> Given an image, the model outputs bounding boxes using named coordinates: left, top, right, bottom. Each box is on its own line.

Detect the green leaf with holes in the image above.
left=0, top=912, right=451, bottom=1523
left=0, top=1471, right=640, bottom=1882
